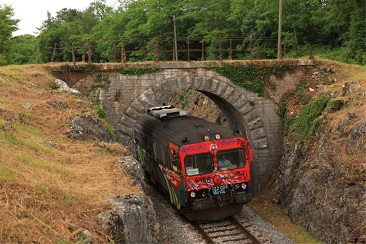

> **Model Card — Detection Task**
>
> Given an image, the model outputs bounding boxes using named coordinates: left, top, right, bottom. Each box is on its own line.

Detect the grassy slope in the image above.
left=0, top=64, right=136, bottom=243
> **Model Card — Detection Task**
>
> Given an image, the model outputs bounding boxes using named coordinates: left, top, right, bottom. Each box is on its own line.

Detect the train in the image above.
left=132, top=105, right=253, bottom=221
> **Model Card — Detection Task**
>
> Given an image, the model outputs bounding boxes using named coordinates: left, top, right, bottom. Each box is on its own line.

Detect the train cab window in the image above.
left=217, top=148, right=245, bottom=170
left=184, top=153, right=213, bottom=176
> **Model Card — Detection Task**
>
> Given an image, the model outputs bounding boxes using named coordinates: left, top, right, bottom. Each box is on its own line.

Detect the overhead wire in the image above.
left=175, top=0, right=227, bottom=21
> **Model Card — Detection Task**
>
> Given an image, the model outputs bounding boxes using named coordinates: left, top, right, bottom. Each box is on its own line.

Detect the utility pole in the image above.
left=36, top=41, right=38, bottom=64
left=173, top=15, right=178, bottom=61
left=277, top=0, right=283, bottom=59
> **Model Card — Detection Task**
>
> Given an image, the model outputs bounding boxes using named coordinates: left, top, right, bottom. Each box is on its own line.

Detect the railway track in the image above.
left=193, top=217, right=262, bottom=243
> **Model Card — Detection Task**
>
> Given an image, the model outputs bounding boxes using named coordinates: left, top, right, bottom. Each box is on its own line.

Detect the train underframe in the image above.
left=181, top=191, right=252, bottom=221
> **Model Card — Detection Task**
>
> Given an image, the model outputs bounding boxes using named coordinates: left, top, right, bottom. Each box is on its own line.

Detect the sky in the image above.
left=1, top=0, right=117, bottom=36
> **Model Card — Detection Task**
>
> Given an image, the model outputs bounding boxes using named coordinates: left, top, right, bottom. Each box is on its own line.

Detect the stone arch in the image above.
left=117, top=69, right=280, bottom=194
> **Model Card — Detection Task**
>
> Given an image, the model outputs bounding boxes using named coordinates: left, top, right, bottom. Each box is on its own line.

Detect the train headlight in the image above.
left=190, top=191, right=196, bottom=198
left=204, top=135, right=209, bottom=141
left=241, top=183, right=247, bottom=189
left=215, top=133, right=221, bottom=139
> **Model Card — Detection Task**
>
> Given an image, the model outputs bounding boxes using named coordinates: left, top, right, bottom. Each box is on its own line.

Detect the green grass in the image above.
left=289, top=96, right=329, bottom=140
left=15, top=154, right=51, bottom=170
left=0, top=164, right=17, bottom=181
left=3, top=123, right=56, bottom=156
left=288, top=46, right=364, bottom=65
left=248, top=200, right=321, bottom=243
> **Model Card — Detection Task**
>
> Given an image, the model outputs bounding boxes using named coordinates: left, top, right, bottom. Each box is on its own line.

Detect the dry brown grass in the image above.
left=0, top=64, right=137, bottom=243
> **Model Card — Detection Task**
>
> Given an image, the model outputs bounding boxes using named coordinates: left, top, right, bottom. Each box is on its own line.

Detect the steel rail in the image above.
left=193, top=217, right=262, bottom=243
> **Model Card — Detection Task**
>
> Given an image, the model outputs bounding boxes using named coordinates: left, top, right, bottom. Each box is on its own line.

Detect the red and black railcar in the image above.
left=132, top=105, right=253, bottom=221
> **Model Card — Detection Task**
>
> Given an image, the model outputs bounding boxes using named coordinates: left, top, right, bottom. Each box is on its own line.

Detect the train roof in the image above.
left=136, top=106, right=239, bottom=147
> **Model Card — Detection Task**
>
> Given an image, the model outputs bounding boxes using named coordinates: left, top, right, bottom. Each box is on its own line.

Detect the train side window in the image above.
left=164, top=147, right=170, bottom=167
left=133, top=130, right=140, bottom=145
left=172, top=158, right=181, bottom=174
left=141, top=134, right=146, bottom=149
left=146, top=138, right=154, bottom=157
left=152, top=141, right=158, bottom=161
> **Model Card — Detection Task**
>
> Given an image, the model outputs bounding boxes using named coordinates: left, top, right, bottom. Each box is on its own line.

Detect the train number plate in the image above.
left=211, top=185, right=228, bottom=195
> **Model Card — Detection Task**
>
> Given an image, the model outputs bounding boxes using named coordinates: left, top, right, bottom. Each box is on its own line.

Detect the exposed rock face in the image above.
left=98, top=194, right=160, bottom=244
left=274, top=114, right=366, bottom=243
left=169, top=90, right=229, bottom=127
left=119, top=156, right=146, bottom=191
left=68, top=114, right=115, bottom=142
left=55, top=79, right=82, bottom=96
left=98, top=156, right=161, bottom=243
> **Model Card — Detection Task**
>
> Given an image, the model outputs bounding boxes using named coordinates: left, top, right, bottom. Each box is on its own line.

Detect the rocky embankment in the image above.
left=274, top=113, right=365, bottom=243
left=271, top=62, right=365, bottom=243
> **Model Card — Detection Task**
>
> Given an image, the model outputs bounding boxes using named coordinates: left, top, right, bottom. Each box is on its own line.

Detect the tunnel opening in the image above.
left=160, top=89, right=251, bottom=141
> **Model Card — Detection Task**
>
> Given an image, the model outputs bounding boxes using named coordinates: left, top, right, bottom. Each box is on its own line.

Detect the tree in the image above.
left=38, top=6, right=101, bottom=62
left=4, top=0, right=365, bottom=64
left=0, top=4, right=19, bottom=65
left=7, top=35, right=39, bottom=64
left=348, top=0, right=366, bottom=64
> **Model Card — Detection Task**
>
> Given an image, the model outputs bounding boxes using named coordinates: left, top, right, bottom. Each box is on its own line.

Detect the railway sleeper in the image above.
left=205, top=226, right=239, bottom=233
left=209, top=229, right=244, bottom=238
left=212, top=235, right=253, bottom=243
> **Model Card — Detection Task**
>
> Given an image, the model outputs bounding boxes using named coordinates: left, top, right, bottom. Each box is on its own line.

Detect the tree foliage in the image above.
left=2, top=0, right=365, bottom=65
left=0, top=4, right=19, bottom=65
left=7, top=35, right=39, bottom=64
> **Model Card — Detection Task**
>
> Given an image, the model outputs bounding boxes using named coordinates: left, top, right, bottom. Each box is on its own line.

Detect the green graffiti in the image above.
left=159, top=165, right=181, bottom=209
left=137, top=146, right=153, bottom=172
left=178, top=181, right=186, bottom=206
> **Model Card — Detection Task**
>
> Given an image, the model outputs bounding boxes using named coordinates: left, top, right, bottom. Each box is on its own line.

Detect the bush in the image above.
left=96, top=106, right=106, bottom=118
left=290, top=96, right=329, bottom=140
left=0, top=54, right=7, bottom=66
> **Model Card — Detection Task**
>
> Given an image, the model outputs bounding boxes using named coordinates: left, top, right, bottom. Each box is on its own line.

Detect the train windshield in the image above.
left=184, top=153, right=214, bottom=176
left=217, top=148, right=246, bottom=170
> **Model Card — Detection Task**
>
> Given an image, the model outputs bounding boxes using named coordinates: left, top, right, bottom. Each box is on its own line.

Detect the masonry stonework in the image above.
left=69, top=60, right=312, bottom=194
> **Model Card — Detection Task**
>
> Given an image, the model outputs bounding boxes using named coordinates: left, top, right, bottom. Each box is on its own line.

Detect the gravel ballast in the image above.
left=147, top=184, right=294, bottom=243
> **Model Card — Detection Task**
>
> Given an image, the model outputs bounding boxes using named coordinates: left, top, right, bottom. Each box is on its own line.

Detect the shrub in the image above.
left=290, top=96, right=329, bottom=140
left=96, top=106, right=106, bottom=118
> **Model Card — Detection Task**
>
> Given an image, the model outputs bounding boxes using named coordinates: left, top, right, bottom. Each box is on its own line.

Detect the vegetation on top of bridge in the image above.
left=50, top=63, right=164, bottom=74
left=118, top=66, right=164, bottom=76
left=209, top=62, right=296, bottom=97
left=50, top=60, right=303, bottom=98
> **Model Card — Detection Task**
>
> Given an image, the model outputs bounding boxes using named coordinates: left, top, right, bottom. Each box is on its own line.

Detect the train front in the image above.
left=177, top=134, right=253, bottom=221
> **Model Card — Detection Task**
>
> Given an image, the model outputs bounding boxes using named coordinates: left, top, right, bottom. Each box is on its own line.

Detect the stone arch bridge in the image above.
left=53, top=60, right=314, bottom=194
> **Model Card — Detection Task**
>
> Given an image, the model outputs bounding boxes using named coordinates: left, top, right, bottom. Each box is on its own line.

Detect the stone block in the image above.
left=251, top=127, right=267, bottom=140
